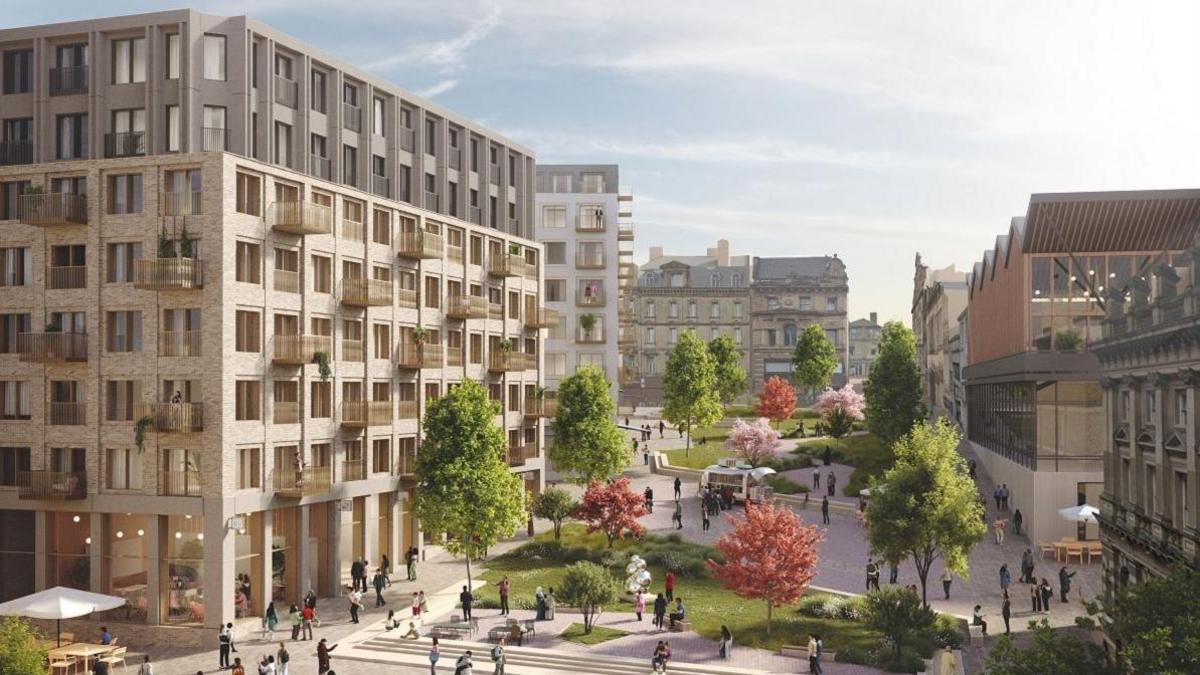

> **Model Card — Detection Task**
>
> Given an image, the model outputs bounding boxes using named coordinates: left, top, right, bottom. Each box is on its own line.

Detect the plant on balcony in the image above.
left=134, top=414, right=155, bottom=454
left=158, top=226, right=177, bottom=258
left=508, top=242, right=522, bottom=256
left=579, top=313, right=597, bottom=337
left=21, top=184, right=44, bottom=195
left=1055, top=329, right=1082, bottom=351
left=412, top=326, right=429, bottom=345
left=312, top=351, right=332, bottom=381
left=43, top=322, right=60, bottom=333
left=498, top=338, right=513, bottom=354
left=179, top=223, right=194, bottom=258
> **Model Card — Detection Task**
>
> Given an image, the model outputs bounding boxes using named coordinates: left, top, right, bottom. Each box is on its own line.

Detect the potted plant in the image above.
left=1054, top=329, right=1082, bottom=351
left=22, top=184, right=45, bottom=195
left=412, top=326, right=429, bottom=345
left=158, top=227, right=177, bottom=258
left=179, top=223, right=194, bottom=258
left=312, top=351, right=332, bottom=381
left=498, top=338, right=513, bottom=354
left=508, top=243, right=522, bottom=257
left=134, top=414, right=155, bottom=454
left=579, top=313, right=597, bottom=339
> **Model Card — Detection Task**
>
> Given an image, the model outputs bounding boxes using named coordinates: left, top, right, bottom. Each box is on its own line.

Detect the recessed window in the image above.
left=203, top=34, right=226, bottom=81
left=111, top=37, right=146, bottom=84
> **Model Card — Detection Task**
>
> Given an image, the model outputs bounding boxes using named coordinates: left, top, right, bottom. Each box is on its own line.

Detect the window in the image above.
left=343, top=145, right=357, bottom=185
left=688, top=301, right=697, bottom=318
left=202, top=105, right=226, bottom=150
left=372, top=438, right=390, bottom=474
left=105, top=311, right=142, bottom=352
left=104, top=448, right=142, bottom=491
left=310, top=381, right=331, bottom=418
left=425, top=119, right=436, bottom=152
left=581, top=172, right=605, bottom=193
left=235, top=311, right=261, bottom=352
left=424, top=276, right=440, bottom=309
left=2, top=50, right=32, bottom=94
left=825, top=329, right=838, bottom=346
left=734, top=327, right=743, bottom=344
left=274, top=122, right=291, bottom=167
left=203, top=34, right=226, bottom=80
left=799, top=296, right=813, bottom=311
left=0, top=314, right=31, bottom=353
left=372, top=323, right=391, bottom=360
left=110, top=109, right=146, bottom=154
left=373, top=98, right=385, bottom=136
left=0, top=447, right=31, bottom=486
left=104, top=380, right=138, bottom=421
left=166, top=105, right=180, bottom=152
left=669, top=328, right=678, bottom=344
left=545, top=242, right=566, bottom=265
left=1145, top=390, right=1158, bottom=420
left=1121, top=390, right=1131, bottom=422
left=235, top=380, right=261, bottom=420
left=111, top=37, right=146, bottom=84
left=237, top=447, right=261, bottom=489
left=165, top=34, right=180, bottom=79
left=545, top=279, right=566, bottom=302
left=312, top=255, right=331, bottom=293
left=0, top=381, right=30, bottom=420
left=311, top=70, right=327, bottom=112
left=645, top=301, right=656, bottom=318
left=235, top=242, right=261, bottom=284
left=235, top=172, right=261, bottom=215
left=826, top=296, right=839, bottom=311
left=56, top=113, right=87, bottom=159
left=0, top=247, right=31, bottom=286
left=782, top=323, right=797, bottom=347
left=734, top=302, right=743, bottom=319
left=645, top=327, right=656, bottom=344
left=711, top=302, right=720, bottom=319
left=668, top=302, right=678, bottom=319
left=1175, top=390, right=1188, bottom=427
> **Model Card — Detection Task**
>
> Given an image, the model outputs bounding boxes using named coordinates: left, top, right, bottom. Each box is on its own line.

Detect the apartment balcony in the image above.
left=575, top=289, right=607, bottom=307
left=524, top=398, right=558, bottom=419
left=576, top=325, right=606, bottom=344
left=372, top=174, right=390, bottom=198
left=575, top=213, right=606, bottom=233
left=448, top=244, right=464, bottom=265
left=341, top=278, right=393, bottom=307
left=619, top=262, right=637, bottom=279
left=576, top=250, right=607, bottom=269
left=274, top=74, right=298, bottom=108
left=396, top=230, right=444, bottom=259
left=399, top=128, right=415, bottom=152
left=342, top=339, right=365, bottom=362
left=270, top=200, right=334, bottom=236
left=617, top=222, right=635, bottom=241
left=133, top=258, right=203, bottom=290
left=274, top=269, right=300, bottom=293
left=17, top=193, right=87, bottom=226
left=202, top=127, right=228, bottom=152
left=447, top=346, right=464, bottom=366
left=469, top=206, right=482, bottom=225
left=273, top=467, right=332, bottom=498
left=49, top=66, right=87, bottom=96
left=525, top=308, right=561, bottom=330
left=104, top=131, right=146, bottom=158
left=311, top=154, right=331, bottom=181
left=420, top=343, right=444, bottom=367
left=341, top=400, right=391, bottom=427
left=46, top=265, right=86, bottom=290
left=396, top=343, right=425, bottom=370
left=17, top=332, right=87, bottom=363
left=161, top=190, right=202, bottom=216
left=341, top=459, right=366, bottom=482
left=507, top=443, right=538, bottom=467
left=424, top=191, right=439, bottom=211
left=489, top=303, right=504, bottom=321
left=397, top=445, right=416, bottom=475
left=272, top=334, right=332, bottom=365
left=133, top=402, right=204, bottom=433
left=488, top=351, right=532, bottom=373
left=49, top=402, right=86, bottom=426
left=0, top=139, right=33, bottom=166
left=618, top=327, right=635, bottom=347
left=159, top=330, right=201, bottom=357
left=446, top=294, right=488, bottom=319
left=397, top=400, right=418, bottom=420
left=397, top=287, right=418, bottom=308
left=273, top=401, right=300, bottom=425
left=343, top=102, right=362, bottom=132
left=487, top=253, right=528, bottom=278
left=340, top=217, right=364, bottom=242
left=17, top=471, right=86, bottom=501
left=159, top=470, right=202, bottom=497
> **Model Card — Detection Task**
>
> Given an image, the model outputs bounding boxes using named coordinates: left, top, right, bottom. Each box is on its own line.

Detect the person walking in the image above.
left=347, top=588, right=363, bottom=624
left=381, top=554, right=391, bottom=587
left=218, top=623, right=232, bottom=670
left=821, top=496, right=830, bottom=525
left=1013, top=509, right=1024, bottom=536
left=993, top=518, right=1007, bottom=545
left=428, top=636, right=440, bottom=675
left=653, top=592, right=667, bottom=630
left=404, top=547, right=416, bottom=582
left=701, top=504, right=710, bottom=532
left=1040, top=578, right=1053, bottom=612
left=672, top=500, right=683, bottom=530
left=888, top=559, right=899, bottom=585
left=316, top=639, right=336, bottom=675
left=1030, top=580, right=1041, bottom=613
left=276, top=643, right=290, bottom=675
left=455, top=650, right=474, bottom=675
left=813, top=466, right=821, bottom=490
left=1020, top=548, right=1035, bottom=584
left=999, top=563, right=1011, bottom=592
left=1059, top=566, right=1076, bottom=603
left=673, top=476, right=682, bottom=500
left=941, top=569, right=953, bottom=599
left=644, top=486, right=654, bottom=514
left=993, top=487, right=1002, bottom=511
left=490, top=639, right=506, bottom=675
left=300, top=604, right=315, bottom=641
left=659, top=420, right=665, bottom=438
left=1001, top=591, right=1011, bottom=635
left=665, top=570, right=676, bottom=601
left=807, top=633, right=823, bottom=674
left=373, top=569, right=387, bottom=608
left=263, top=601, right=278, bottom=640
left=498, top=576, right=510, bottom=615
left=719, top=625, right=733, bottom=659
left=865, top=559, right=880, bottom=591
left=634, top=589, right=646, bottom=621
left=546, top=587, right=557, bottom=620
left=460, top=585, right=474, bottom=621
left=288, top=605, right=301, bottom=641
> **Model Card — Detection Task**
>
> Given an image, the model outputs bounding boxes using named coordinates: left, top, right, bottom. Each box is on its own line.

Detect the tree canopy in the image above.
left=708, top=335, right=748, bottom=405
left=0, top=617, right=47, bottom=675
left=864, top=321, right=926, bottom=445
left=550, top=364, right=628, bottom=483
left=558, top=561, right=619, bottom=634
left=724, top=417, right=782, bottom=467
left=531, top=487, right=579, bottom=541
left=865, top=420, right=985, bottom=607
left=575, top=478, right=647, bottom=547
left=662, top=330, right=723, bottom=455
left=813, top=384, right=865, bottom=439
left=412, top=379, right=528, bottom=586
left=756, top=376, right=797, bottom=429
left=985, top=619, right=1118, bottom=675
left=1082, top=566, right=1200, bottom=674
left=791, top=324, right=837, bottom=393
left=862, top=586, right=935, bottom=661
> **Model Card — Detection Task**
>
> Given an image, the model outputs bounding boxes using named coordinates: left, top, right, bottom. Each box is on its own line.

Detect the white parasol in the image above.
left=0, top=586, right=126, bottom=646
left=1058, top=504, right=1100, bottom=523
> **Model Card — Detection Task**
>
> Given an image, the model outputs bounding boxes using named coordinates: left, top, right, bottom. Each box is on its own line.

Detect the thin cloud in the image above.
left=418, top=79, right=459, bottom=98
left=366, top=6, right=501, bottom=72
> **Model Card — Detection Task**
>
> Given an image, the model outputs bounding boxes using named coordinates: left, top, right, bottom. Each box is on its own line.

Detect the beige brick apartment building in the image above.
left=0, top=9, right=546, bottom=632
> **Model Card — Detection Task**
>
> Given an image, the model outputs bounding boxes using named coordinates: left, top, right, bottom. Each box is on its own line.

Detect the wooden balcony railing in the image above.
left=341, top=278, right=392, bottom=306
left=274, top=269, right=300, bottom=293
left=273, top=467, right=332, bottom=498
left=133, top=402, right=204, bottom=433
left=524, top=398, right=558, bottom=419
left=576, top=289, right=606, bottom=307
left=17, top=332, right=88, bottom=363
left=488, top=253, right=528, bottom=278
left=341, top=400, right=391, bottom=427
left=273, top=401, right=300, bottom=425
left=489, top=303, right=504, bottom=321
left=342, top=339, right=364, bottom=362
left=133, top=258, right=203, bottom=290
left=618, top=223, right=634, bottom=241
left=49, top=402, right=86, bottom=425
left=576, top=325, right=606, bottom=344
left=420, top=343, right=444, bottom=368
left=272, top=335, right=332, bottom=365
left=396, top=343, right=422, bottom=370
left=525, top=308, right=561, bottom=329
left=397, top=287, right=418, bottom=308
left=159, top=330, right=201, bottom=357
left=47, top=265, right=86, bottom=290
left=576, top=250, right=606, bottom=269
left=18, top=471, right=86, bottom=500
left=446, top=294, right=488, bottom=319
left=341, top=459, right=366, bottom=482
left=269, top=201, right=333, bottom=235
left=161, top=190, right=202, bottom=216
left=17, top=193, right=87, bottom=225
left=447, top=244, right=465, bottom=265
left=488, top=351, right=533, bottom=373
left=340, top=217, right=364, bottom=242
left=447, top=346, right=464, bottom=367
left=507, top=443, right=538, bottom=467
left=397, top=400, right=419, bottom=420
left=159, top=470, right=202, bottom=497
left=396, top=230, right=444, bottom=259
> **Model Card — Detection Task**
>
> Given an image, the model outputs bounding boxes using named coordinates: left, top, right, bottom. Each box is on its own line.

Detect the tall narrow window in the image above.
left=165, top=34, right=180, bottom=80
left=373, top=98, right=385, bottom=136
left=2, top=50, right=33, bottom=94
left=166, top=105, right=180, bottom=152
left=311, top=70, right=327, bottom=113
left=274, top=122, right=291, bottom=167
left=56, top=113, right=87, bottom=160
left=203, top=34, right=226, bottom=81
left=202, top=106, right=226, bottom=152
left=111, top=37, right=146, bottom=84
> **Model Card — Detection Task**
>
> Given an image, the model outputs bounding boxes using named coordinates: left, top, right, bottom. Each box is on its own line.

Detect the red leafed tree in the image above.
left=707, top=501, right=824, bottom=634
left=574, top=478, right=648, bottom=547
left=756, top=376, right=797, bottom=429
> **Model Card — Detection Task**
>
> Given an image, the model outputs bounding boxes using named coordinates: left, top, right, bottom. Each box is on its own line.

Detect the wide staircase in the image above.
left=344, top=633, right=770, bottom=675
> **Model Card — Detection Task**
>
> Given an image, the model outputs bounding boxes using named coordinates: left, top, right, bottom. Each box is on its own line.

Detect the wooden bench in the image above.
left=669, top=620, right=692, bottom=632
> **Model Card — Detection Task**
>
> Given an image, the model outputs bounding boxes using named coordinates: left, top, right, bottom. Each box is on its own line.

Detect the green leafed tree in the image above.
left=550, top=364, right=628, bottom=483
left=864, top=321, right=926, bottom=445
left=985, top=619, right=1119, bottom=675
left=558, top=561, right=619, bottom=634
left=413, top=379, right=528, bottom=587
left=862, top=586, right=934, bottom=662
left=708, top=335, right=748, bottom=405
left=662, top=330, right=723, bottom=455
left=1080, top=567, right=1200, bottom=674
left=0, top=616, right=47, bottom=675
left=791, top=324, right=838, bottom=398
left=865, top=420, right=985, bottom=608
left=531, top=487, right=579, bottom=540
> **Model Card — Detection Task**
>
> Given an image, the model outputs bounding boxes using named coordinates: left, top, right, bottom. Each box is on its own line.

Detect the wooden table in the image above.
left=49, top=643, right=115, bottom=674
left=1054, top=539, right=1101, bottom=563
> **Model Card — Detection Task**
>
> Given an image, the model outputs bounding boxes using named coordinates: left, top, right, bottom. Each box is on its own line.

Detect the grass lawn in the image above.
left=795, top=434, right=892, bottom=496
left=663, top=413, right=819, bottom=470
left=559, top=622, right=629, bottom=646
left=477, top=525, right=890, bottom=654
left=765, top=474, right=809, bottom=495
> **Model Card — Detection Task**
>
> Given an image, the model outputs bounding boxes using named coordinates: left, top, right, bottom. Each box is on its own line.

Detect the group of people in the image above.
left=813, top=466, right=837, bottom=497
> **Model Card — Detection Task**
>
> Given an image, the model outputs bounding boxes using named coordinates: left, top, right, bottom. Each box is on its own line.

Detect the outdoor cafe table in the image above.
left=48, top=643, right=114, bottom=673
left=430, top=621, right=474, bottom=638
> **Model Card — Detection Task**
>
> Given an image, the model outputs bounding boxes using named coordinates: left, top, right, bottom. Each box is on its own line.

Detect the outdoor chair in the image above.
left=1065, top=543, right=1085, bottom=564
left=100, top=646, right=128, bottom=674
left=58, top=632, right=74, bottom=643
left=1038, top=542, right=1056, bottom=560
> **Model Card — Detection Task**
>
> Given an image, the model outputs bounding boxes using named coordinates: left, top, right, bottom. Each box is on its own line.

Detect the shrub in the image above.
left=797, top=594, right=831, bottom=617
left=835, top=645, right=873, bottom=665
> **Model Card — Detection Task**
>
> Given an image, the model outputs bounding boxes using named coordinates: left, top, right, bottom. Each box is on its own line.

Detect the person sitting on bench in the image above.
left=668, top=598, right=686, bottom=628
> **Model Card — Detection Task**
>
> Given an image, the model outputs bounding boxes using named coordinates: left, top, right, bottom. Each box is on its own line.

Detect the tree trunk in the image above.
left=685, top=415, right=692, bottom=457
left=465, top=553, right=473, bottom=592
left=554, top=521, right=562, bottom=540
left=913, top=549, right=933, bottom=609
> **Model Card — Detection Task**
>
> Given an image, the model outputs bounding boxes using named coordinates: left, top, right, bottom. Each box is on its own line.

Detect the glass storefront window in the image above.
left=272, top=508, right=298, bottom=603
left=104, top=514, right=150, bottom=622
left=234, top=512, right=262, bottom=618
left=49, top=512, right=91, bottom=590
left=163, top=514, right=204, bottom=624
left=0, top=510, right=35, bottom=601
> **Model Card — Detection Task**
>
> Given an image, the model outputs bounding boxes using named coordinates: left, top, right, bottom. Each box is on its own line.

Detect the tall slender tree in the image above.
left=413, top=380, right=528, bottom=587
left=550, top=364, right=628, bottom=483
left=864, top=321, right=926, bottom=445
left=662, top=330, right=722, bottom=455
left=708, top=335, right=748, bottom=405
left=791, top=323, right=837, bottom=399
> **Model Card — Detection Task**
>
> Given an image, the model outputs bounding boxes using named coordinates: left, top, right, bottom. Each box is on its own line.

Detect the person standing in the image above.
left=659, top=420, right=665, bottom=438
left=1001, top=591, right=1011, bottom=635
left=827, top=471, right=836, bottom=497
left=719, top=625, right=733, bottom=659
left=821, top=496, right=830, bottom=525
left=373, top=569, right=387, bottom=607
left=460, top=585, right=474, bottom=622
left=673, top=477, right=681, bottom=500
left=634, top=589, right=646, bottom=621
left=263, top=601, right=278, bottom=640
left=701, top=504, right=710, bottom=532
left=1059, top=566, right=1076, bottom=603
left=999, top=564, right=1011, bottom=593
left=1013, top=509, right=1024, bottom=536
left=865, top=559, right=879, bottom=591
left=1020, top=549, right=1035, bottom=584
left=428, top=636, right=440, bottom=675
left=350, top=559, right=364, bottom=593
left=665, top=570, right=676, bottom=601
left=672, top=500, right=683, bottom=530
left=993, top=487, right=1002, bottom=511
left=497, top=576, right=510, bottom=615
left=218, top=623, right=232, bottom=670
left=304, top=590, right=317, bottom=611
left=300, top=604, right=315, bottom=641
left=653, top=592, right=667, bottom=630
left=1030, top=580, right=1041, bottom=613
left=941, top=569, right=953, bottom=600
left=546, top=588, right=557, bottom=620
left=347, top=588, right=363, bottom=624
left=813, top=466, right=821, bottom=490
left=230, top=658, right=245, bottom=675
left=316, top=639, right=336, bottom=675
left=993, top=518, right=1007, bottom=545
left=381, top=554, right=391, bottom=587
left=276, top=643, right=290, bottom=675
left=888, top=559, right=899, bottom=585
left=644, top=486, right=654, bottom=514
left=288, top=605, right=301, bottom=641
left=490, top=638, right=506, bottom=675
left=1040, top=578, right=1053, bottom=612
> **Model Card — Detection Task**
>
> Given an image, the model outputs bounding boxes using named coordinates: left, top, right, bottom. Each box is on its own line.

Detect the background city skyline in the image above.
left=8, top=0, right=1199, bottom=322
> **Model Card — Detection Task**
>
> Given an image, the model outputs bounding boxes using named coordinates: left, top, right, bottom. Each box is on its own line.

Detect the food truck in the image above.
left=699, top=458, right=777, bottom=503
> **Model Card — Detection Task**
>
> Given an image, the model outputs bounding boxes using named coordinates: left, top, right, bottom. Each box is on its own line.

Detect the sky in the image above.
left=7, top=1, right=1200, bottom=322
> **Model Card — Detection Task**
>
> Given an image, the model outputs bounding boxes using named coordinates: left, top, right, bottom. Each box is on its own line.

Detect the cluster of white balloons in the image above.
left=625, top=554, right=652, bottom=594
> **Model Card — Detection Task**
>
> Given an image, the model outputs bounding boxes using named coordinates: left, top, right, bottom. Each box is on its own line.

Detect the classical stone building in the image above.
left=748, top=255, right=849, bottom=396
left=1094, top=240, right=1200, bottom=596
left=848, top=312, right=882, bottom=382
left=0, top=9, right=546, bottom=632
left=912, top=255, right=968, bottom=421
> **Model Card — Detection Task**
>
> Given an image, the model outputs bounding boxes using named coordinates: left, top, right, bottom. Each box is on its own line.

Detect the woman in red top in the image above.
left=664, top=570, right=676, bottom=601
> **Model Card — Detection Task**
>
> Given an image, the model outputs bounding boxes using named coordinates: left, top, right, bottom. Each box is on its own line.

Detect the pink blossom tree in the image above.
left=724, top=417, right=783, bottom=467
left=813, top=384, right=865, bottom=439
